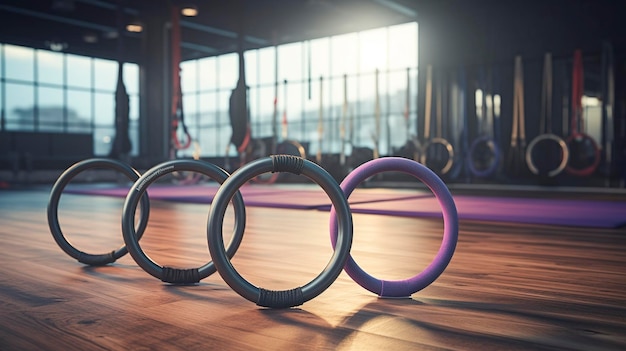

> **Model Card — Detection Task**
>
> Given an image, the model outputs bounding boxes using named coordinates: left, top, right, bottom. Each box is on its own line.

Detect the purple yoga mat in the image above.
left=64, top=184, right=625, bottom=227
left=345, top=195, right=626, bottom=228
left=64, top=183, right=273, bottom=201
left=64, top=184, right=431, bottom=210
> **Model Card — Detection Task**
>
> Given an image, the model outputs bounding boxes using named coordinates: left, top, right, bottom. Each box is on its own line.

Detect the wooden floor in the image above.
left=1, top=184, right=626, bottom=350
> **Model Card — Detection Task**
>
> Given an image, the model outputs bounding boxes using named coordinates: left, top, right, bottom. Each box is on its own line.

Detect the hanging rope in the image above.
left=170, top=5, right=192, bottom=151
left=108, top=0, right=131, bottom=159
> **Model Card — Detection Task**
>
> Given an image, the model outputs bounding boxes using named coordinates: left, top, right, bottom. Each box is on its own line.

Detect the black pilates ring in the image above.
left=207, top=155, right=353, bottom=308
left=47, top=158, right=150, bottom=266
left=121, top=159, right=246, bottom=284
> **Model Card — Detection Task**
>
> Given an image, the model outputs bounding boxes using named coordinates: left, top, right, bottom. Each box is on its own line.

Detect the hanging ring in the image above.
left=420, top=137, right=455, bottom=175
left=468, top=136, right=501, bottom=178
left=526, top=133, right=569, bottom=177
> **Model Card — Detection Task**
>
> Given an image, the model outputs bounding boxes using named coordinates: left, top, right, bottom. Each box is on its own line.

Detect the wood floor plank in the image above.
left=1, top=186, right=625, bottom=350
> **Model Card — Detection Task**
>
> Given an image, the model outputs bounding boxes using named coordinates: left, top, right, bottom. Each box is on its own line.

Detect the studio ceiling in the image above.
left=0, top=0, right=419, bottom=63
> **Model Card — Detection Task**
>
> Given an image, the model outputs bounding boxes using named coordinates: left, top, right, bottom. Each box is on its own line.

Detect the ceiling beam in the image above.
left=76, top=0, right=267, bottom=46
left=0, top=3, right=116, bottom=34
left=371, top=0, right=417, bottom=18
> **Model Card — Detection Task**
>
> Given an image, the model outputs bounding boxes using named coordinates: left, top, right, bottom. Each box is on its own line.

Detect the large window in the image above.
left=0, top=43, right=140, bottom=156
left=179, top=21, right=419, bottom=158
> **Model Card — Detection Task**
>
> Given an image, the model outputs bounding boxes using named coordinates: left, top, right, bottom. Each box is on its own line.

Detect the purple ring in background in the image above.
left=329, top=157, right=458, bottom=297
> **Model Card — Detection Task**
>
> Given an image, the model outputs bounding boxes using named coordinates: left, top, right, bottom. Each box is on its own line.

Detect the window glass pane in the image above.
left=94, top=126, right=115, bottom=156
left=129, top=119, right=139, bottom=155
left=129, top=94, right=139, bottom=121
left=67, top=54, right=92, bottom=88
left=182, top=92, right=197, bottom=123
left=0, top=57, right=3, bottom=125
left=310, top=37, right=329, bottom=81
left=67, top=90, right=92, bottom=127
left=218, top=53, right=238, bottom=90
left=5, top=44, right=34, bottom=82
left=331, top=33, right=358, bottom=77
left=67, top=121, right=92, bottom=133
left=327, top=75, right=343, bottom=113
left=251, top=85, right=274, bottom=136
left=160, top=21, right=418, bottom=158
left=257, top=46, right=276, bottom=85
left=37, top=50, right=64, bottom=86
left=198, top=91, right=217, bottom=122
left=244, top=50, right=257, bottom=87
left=388, top=22, right=418, bottom=70
left=286, top=81, right=304, bottom=123
left=219, top=89, right=234, bottom=155
left=94, top=92, right=114, bottom=126
left=123, top=63, right=139, bottom=95
left=197, top=125, right=226, bottom=157
left=5, top=83, right=34, bottom=130
left=38, top=86, right=64, bottom=131
left=357, top=72, right=376, bottom=147
left=278, top=42, right=302, bottom=82
left=93, top=58, right=116, bottom=90
left=198, top=57, right=217, bottom=91
left=359, top=27, right=387, bottom=73
left=181, top=60, right=197, bottom=94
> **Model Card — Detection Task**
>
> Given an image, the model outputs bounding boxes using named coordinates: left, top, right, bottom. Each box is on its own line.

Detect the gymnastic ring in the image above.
left=207, top=155, right=353, bottom=308
left=121, top=159, right=246, bottom=284
left=565, top=132, right=601, bottom=177
left=420, top=137, right=454, bottom=175
left=329, top=157, right=458, bottom=297
left=526, top=133, right=569, bottom=177
left=467, top=136, right=500, bottom=178
left=47, top=158, right=150, bottom=266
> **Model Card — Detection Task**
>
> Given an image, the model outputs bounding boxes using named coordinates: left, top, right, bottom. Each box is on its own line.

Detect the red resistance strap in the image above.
left=566, top=49, right=600, bottom=176
left=170, top=6, right=191, bottom=150
left=570, top=50, right=584, bottom=135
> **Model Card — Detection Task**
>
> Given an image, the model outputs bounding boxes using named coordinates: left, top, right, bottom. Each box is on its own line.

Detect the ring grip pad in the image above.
left=271, top=155, right=304, bottom=174
left=258, top=287, right=305, bottom=308
left=77, top=251, right=117, bottom=266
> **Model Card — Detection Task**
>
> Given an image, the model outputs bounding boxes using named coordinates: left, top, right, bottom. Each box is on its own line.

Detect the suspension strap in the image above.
left=540, top=53, right=553, bottom=134
left=170, top=6, right=191, bottom=151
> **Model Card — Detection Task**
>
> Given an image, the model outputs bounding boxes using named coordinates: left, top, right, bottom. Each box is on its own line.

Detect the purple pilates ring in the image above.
left=329, top=157, right=458, bottom=297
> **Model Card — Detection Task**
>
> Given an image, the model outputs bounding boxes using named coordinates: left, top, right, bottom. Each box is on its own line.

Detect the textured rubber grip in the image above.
left=257, top=287, right=305, bottom=308
left=161, top=267, right=201, bottom=284
left=271, top=155, right=304, bottom=174
left=77, top=251, right=117, bottom=266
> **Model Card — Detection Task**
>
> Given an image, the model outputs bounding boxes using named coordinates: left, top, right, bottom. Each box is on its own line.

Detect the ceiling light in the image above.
left=45, top=40, right=68, bottom=52
left=181, top=5, right=198, bottom=17
left=83, top=33, right=98, bottom=43
left=126, top=22, right=143, bottom=33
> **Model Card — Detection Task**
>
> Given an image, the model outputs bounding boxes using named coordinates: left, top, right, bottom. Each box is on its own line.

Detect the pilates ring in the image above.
left=47, top=158, right=150, bottom=266
left=420, top=137, right=455, bottom=175
left=526, top=133, right=569, bottom=177
left=329, top=157, right=458, bottom=298
left=207, top=155, right=353, bottom=308
left=468, top=136, right=500, bottom=178
left=121, top=159, right=246, bottom=284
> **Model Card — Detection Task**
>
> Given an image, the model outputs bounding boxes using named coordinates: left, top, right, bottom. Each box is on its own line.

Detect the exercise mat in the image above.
left=63, top=184, right=431, bottom=210
left=342, top=195, right=626, bottom=228
left=64, top=184, right=624, bottom=227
